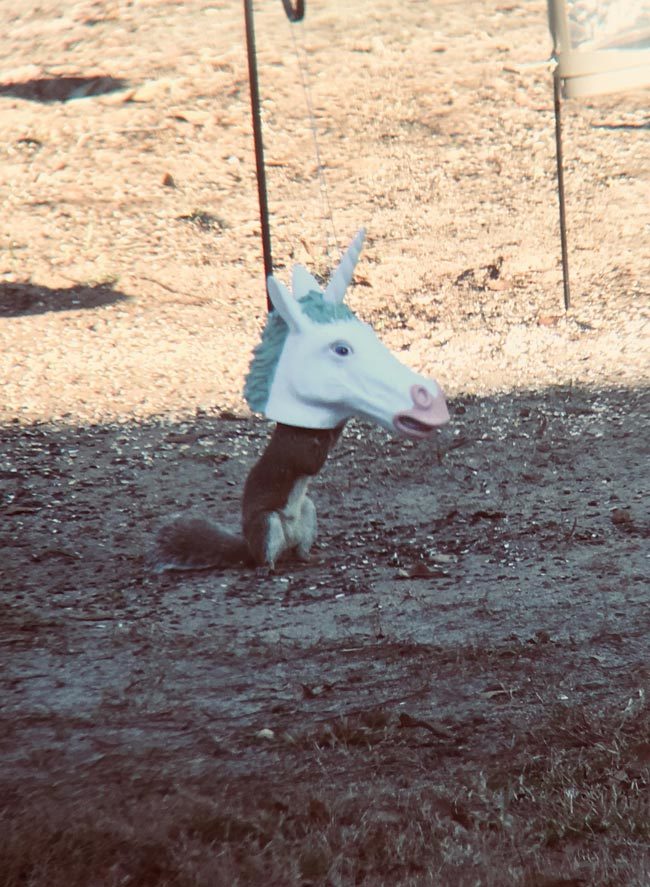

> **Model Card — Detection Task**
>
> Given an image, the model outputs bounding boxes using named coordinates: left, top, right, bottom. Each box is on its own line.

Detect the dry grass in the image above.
left=2, top=702, right=647, bottom=887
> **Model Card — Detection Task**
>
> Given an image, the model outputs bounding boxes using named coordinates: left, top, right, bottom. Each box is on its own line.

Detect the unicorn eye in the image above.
left=331, top=341, right=352, bottom=357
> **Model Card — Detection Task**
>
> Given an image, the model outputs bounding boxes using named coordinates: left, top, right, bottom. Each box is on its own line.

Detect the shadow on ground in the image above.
left=1, top=386, right=648, bottom=886
left=0, top=75, right=128, bottom=103
left=0, top=281, right=129, bottom=317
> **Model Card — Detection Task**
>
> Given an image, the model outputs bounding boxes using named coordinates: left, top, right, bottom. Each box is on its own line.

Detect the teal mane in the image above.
left=243, top=290, right=356, bottom=413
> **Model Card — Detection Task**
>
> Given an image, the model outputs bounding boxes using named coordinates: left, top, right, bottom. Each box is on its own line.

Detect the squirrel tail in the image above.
left=153, top=515, right=250, bottom=572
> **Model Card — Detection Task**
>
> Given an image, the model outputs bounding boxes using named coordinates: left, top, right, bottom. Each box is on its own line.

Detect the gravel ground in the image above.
left=1, top=2, right=648, bottom=885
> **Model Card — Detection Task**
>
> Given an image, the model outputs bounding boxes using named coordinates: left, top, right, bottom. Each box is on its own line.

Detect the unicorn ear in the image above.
left=323, top=227, right=366, bottom=305
left=292, top=264, right=323, bottom=300
left=267, top=276, right=309, bottom=333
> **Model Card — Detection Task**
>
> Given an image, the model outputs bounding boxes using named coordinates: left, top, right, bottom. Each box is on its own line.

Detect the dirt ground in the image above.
left=1, top=1, right=649, bottom=885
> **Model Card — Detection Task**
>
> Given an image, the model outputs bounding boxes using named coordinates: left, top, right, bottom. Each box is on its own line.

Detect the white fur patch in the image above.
left=279, top=477, right=310, bottom=545
left=263, top=479, right=317, bottom=566
left=264, top=512, right=287, bottom=568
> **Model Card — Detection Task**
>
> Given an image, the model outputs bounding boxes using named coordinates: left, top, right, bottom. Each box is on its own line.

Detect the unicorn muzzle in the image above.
left=393, top=384, right=450, bottom=439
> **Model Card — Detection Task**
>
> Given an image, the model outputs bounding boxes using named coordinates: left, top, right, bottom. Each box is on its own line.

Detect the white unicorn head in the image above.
left=243, top=229, right=449, bottom=438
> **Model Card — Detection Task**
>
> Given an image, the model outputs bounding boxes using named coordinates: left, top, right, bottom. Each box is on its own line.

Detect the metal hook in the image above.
left=282, top=0, right=305, bottom=22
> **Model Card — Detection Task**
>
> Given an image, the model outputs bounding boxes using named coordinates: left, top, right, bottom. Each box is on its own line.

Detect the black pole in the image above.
left=282, top=0, right=305, bottom=21
left=243, top=0, right=274, bottom=310
left=553, top=71, right=571, bottom=311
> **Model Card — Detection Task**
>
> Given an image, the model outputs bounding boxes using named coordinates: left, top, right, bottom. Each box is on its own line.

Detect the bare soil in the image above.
left=0, top=1, right=648, bottom=885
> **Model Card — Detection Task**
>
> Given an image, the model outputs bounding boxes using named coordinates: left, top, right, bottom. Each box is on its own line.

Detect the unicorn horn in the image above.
left=323, top=228, right=366, bottom=304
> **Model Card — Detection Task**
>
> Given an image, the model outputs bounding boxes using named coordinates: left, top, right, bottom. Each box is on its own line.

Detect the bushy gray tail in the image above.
left=153, top=515, right=250, bottom=572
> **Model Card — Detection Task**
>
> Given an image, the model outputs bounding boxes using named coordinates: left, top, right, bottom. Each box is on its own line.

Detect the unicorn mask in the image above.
left=244, top=229, right=449, bottom=438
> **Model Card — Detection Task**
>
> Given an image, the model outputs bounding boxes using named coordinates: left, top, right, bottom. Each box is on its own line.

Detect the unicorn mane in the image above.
left=243, top=289, right=356, bottom=414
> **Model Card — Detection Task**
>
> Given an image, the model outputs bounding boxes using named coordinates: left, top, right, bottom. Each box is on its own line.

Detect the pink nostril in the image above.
left=411, top=385, right=433, bottom=408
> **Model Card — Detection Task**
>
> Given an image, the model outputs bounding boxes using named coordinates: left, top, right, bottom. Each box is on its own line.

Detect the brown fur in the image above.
left=154, top=423, right=343, bottom=571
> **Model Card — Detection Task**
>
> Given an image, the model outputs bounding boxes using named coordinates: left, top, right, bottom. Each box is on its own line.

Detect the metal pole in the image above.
left=553, top=71, right=571, bottom=311
left=243, top=0, right=273, bottom=310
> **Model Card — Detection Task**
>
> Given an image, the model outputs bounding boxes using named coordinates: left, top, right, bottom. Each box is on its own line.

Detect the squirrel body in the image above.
left=154, top=423, right=343, bottom=571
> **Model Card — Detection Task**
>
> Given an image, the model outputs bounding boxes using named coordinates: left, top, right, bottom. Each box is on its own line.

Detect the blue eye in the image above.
left=331, top=342, right=352, bottom=357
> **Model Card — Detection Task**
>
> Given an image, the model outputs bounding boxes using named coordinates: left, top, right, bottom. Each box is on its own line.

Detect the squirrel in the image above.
left=154, top=422, right=344, bottom=572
